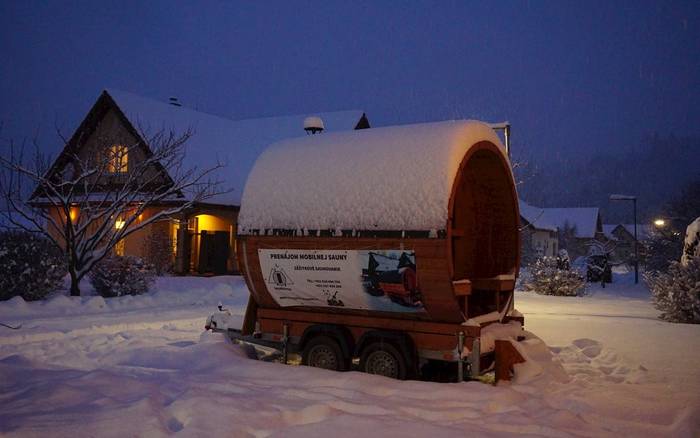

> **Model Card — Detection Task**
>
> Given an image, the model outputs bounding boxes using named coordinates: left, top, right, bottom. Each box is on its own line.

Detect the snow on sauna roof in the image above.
left=238, top=120, right=508, bottom=233
left=106, top=89, right=367, bottom=205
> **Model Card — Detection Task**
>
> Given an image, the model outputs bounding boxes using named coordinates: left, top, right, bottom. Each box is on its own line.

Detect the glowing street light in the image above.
left=653, top=218, right=666, bottom=228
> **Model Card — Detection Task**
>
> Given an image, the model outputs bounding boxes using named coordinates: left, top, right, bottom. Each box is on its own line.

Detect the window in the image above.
left=107, top=145, right=128, bottom=173
left=114, top=216, right=126, bottom=256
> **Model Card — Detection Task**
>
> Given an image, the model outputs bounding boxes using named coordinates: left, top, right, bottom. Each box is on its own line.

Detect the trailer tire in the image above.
left=302, top=335, right=347, bottom=372
left=360, top=341, right=407, bottom=380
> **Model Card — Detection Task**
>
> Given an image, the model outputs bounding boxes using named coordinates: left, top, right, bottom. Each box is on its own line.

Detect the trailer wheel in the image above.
left=359, top=342, right=407, bottom=380
left=302, top=335, right=347, bottom=372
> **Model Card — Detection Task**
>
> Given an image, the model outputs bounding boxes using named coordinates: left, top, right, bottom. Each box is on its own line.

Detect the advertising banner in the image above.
left=258, top=249, right=425, bottom=313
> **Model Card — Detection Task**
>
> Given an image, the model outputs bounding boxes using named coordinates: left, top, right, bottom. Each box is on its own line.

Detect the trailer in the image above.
left=207, top=120, right=526, bottom=381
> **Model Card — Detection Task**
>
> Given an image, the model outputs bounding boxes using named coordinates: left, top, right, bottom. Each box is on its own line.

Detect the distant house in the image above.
left=603, top=223, right=652, bottom=264
left=518, top=200, right=559, bottom=260
left=541, top=207, right=604, bottom=260
left=518, top=201, right=604, bottom=260
left=31, top=89, right=369, bottom=275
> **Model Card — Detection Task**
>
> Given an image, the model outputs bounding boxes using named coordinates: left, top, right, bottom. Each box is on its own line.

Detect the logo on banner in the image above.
left=268, top=265, right=293, bottom=288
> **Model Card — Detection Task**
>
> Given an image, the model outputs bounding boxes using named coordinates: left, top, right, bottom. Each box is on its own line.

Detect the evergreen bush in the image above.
left=523, top=256, right=586, bottom=297
left=0, top=230, right=67, bottom=301
left=144, top=232, right=174, bottom=275
left=89, top=255, right=155, bottom=298
left=646, top=257, right=700, bottom=324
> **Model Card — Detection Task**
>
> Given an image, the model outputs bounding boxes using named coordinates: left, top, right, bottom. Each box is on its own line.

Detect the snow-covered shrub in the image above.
left=523, top=256, right=586, bottom=297
left=681, top=217, right=700, bottom=266
left=0, top=230, right=67, bottom=301
left=645, top=257, right=700, bottom=324
left=89, top=255, right=155, bottom=297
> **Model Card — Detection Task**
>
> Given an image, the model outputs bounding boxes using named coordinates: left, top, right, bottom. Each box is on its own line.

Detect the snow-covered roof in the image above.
left=603, top=224, right=652, bottom=241
left=106, top=89, right=367, bottom=205
left=518, top=200, right=557, bottom=232
left=237, top=120, right=509, bottom=233
left=539, top=207, right=601, bottom=238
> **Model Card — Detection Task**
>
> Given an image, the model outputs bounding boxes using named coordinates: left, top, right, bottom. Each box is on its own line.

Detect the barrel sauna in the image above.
left=236, top=120, right=523, bottom=379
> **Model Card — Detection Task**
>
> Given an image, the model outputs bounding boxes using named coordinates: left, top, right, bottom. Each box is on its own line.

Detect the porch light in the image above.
left=115, top=219, right=125, bottom=230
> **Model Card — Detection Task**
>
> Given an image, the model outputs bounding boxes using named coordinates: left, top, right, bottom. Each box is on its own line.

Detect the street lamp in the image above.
left=653, top=218, right=666, bottom=228
left=610, top=194, right=638, bottom=284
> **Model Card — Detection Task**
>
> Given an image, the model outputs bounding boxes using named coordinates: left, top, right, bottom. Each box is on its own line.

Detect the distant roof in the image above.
left=518, top=200, right=557, bottom=232
left=540, top=207, right=601, bottom=238
left=238, top=120, right=509, bottom=233
left=603, top=223, right=652, bottom=240
left=519, top=200, right=601, bottom=238
left=106, top=89, right=368, bottom=205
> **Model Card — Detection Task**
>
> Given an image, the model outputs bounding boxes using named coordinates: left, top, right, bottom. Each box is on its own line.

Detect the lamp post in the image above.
left=610, top=194, right=638, bottom=284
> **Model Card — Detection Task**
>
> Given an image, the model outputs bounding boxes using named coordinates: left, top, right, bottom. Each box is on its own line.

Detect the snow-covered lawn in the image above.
left=1, top=274, right=698, bottom=437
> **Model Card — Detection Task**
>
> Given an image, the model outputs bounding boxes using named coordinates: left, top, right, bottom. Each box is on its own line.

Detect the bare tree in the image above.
left=0, top=127, right=225, bottom=296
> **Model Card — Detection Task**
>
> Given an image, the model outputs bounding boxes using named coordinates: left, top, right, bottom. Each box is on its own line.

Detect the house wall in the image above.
left=46, top=205, right=177, bottom=260
left=531, top=229, right=558, bottom=257
left=69, top=108, right=168, bottom=188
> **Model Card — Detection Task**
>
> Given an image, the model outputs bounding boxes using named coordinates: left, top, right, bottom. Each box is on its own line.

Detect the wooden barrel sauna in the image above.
left=237, top=120, right=520, bottom=326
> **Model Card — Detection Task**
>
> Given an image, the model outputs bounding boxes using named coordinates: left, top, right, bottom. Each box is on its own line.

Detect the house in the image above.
left=539, top=207, right=605, bottom=260
left=518, top=201, right=604, bottom=261
left=31, top=89, right=369, bottom=275
left=603, top=223, right=652, bottom=264
left=518, top=200, right=559, bottom=261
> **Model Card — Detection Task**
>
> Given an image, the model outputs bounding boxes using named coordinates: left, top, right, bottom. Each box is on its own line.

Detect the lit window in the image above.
left=107, top=145, right=128, bottom=173
left=115, top=239, right=125, bottom=256
left=114, top=217, right=125, bottom=256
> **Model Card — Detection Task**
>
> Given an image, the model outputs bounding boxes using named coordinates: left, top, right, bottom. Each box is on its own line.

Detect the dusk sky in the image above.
left=2, top=1, right=699, bottom=163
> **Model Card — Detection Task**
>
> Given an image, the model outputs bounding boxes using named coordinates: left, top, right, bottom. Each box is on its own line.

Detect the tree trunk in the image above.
left=68, top=268, right=81, bottom=297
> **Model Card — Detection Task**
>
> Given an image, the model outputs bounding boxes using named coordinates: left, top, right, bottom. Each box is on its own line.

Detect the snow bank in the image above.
left=1, top=275, right=699, bottom=436
left=237, top=120, right=507, bottom=233
left=0, top=276, right=248, bottom=320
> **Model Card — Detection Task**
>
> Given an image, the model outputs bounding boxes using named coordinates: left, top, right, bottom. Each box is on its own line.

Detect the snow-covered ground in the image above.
left=1, top=274, right=698, bottom=437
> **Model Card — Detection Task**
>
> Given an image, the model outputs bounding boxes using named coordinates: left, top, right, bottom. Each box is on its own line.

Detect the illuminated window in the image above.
left=114, top=217, right=126, bottom=256
left=107, top=145, right=128, bottom=173
left=171, top=221, right=179, bottom=254
left=115, top=239, right=125, bottom=256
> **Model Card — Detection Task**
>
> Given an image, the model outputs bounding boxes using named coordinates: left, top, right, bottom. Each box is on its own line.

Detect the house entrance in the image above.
left=197, top=230, right=230, bottom=274
left=181, top=214, right=235, bottom=275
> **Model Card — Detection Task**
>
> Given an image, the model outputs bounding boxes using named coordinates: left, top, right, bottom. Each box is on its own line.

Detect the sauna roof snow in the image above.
left=105, top=89, right=368, bottom=205
left=238, top=120, right=509, bottom=234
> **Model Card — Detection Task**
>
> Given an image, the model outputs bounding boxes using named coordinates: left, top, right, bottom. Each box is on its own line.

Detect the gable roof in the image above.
left=104, top=89, right=368, bottom=206
left=539, top=207, right=601, bottom=238
left=519, top=200, right=602, bottom=238
left=34, top=89, right=368, bottom=206
left=518, top=200, right=557, bottom=232
left=603, top=223, right=652, bottom=241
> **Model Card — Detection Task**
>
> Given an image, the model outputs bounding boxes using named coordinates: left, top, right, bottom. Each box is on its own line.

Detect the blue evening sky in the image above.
left=1, top=1, right=699, bottom=162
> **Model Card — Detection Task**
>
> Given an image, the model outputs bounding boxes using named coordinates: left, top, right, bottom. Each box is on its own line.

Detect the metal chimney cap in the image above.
left=304, top=116, right=324, bottom=134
